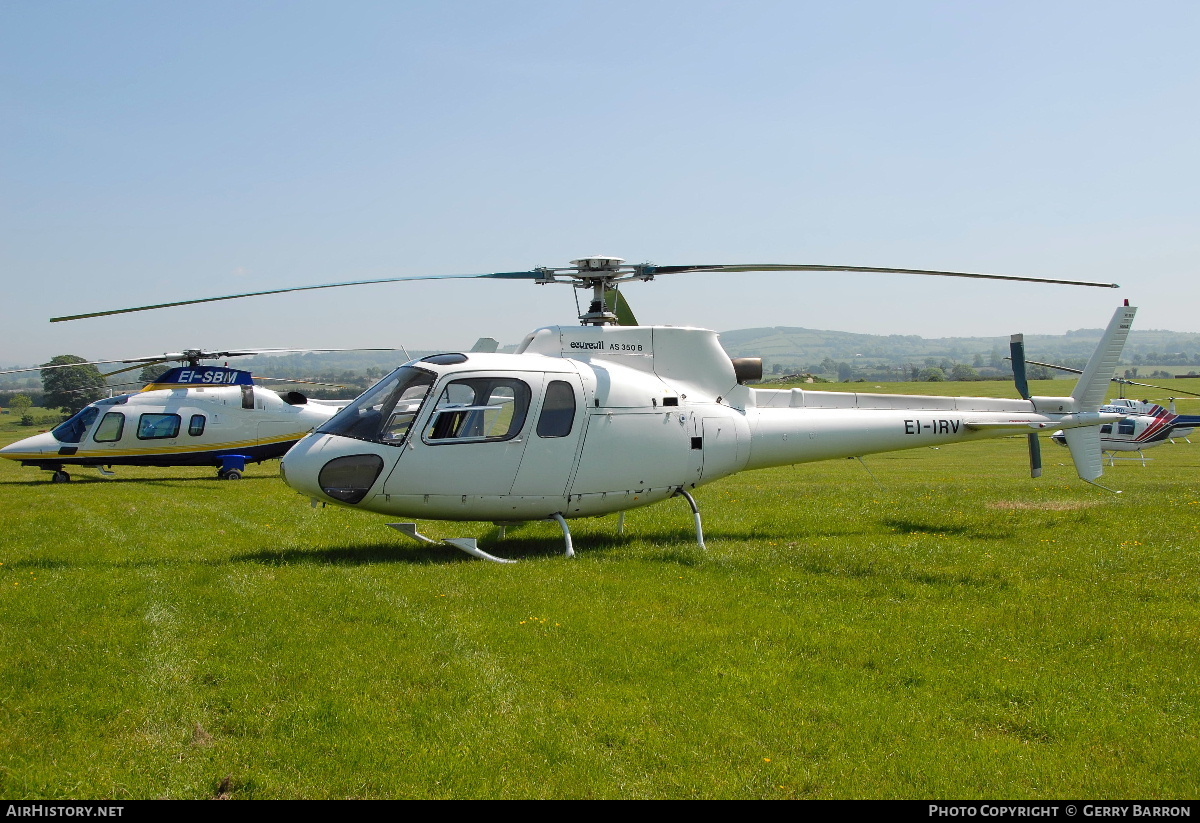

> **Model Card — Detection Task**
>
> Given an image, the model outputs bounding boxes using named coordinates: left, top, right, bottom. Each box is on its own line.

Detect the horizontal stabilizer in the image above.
left=965, top=420, right=1051, bottom=431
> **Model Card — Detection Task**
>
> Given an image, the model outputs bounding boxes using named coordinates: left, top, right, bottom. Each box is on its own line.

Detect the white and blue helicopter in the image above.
left=50, top=257, right=1136, bottom=561
left=0, top=348, right=388, bottom=482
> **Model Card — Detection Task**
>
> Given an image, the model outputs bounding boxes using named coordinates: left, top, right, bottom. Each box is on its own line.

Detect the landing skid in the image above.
left=388, top=493, right=707, bottom=563
left=1104, top=450, right=1150, bottom=467
left=387, top=517, right=576, bottom=564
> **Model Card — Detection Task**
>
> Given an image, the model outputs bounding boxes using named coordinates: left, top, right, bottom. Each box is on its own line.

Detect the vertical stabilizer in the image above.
left=1062, top=302, right=1135, bottom=487
left=1072, top=303, right=1137, bottom=412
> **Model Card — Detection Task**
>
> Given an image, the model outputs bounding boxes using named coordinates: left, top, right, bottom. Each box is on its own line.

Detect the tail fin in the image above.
left=1064, top=302, right=1136, bottom=487
left=1072, top=302, right=1137, bottom=412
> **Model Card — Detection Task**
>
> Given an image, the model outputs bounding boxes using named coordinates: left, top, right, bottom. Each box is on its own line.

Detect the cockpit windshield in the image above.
left=317, top=366, right=434, bottom=445
left=51, top=406, right=100, bottom=443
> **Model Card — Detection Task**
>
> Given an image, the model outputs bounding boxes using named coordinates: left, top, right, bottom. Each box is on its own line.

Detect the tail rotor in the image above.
left=1010, top=333, right=1043, bottom=478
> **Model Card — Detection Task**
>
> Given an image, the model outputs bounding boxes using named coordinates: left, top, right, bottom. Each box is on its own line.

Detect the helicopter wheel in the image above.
left=217, top=469, right=243, bottom=481
left=51, top=470, right=71, bottom=483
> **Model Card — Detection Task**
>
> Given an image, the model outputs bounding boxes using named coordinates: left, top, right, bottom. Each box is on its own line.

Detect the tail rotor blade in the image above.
left=1010, top=334, right=1031, bottom=400
left=604, top=288, right=638, bottom=327
left=1027, top=433, right=1043, bottom=478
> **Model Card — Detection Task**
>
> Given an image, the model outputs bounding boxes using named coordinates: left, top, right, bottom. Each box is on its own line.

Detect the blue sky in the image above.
left=3, top=1, right=1198, bottom=366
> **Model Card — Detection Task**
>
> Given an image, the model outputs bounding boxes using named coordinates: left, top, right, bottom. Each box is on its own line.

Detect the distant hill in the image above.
left=717, top=326, right=1200, bottom=378
left=5, top=327, right=1199, bottom=394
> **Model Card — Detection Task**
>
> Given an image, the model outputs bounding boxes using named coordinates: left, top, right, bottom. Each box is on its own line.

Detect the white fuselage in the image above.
left=280, top=325, right=1117, bottom=521
left=0, top=384, right=338, bottom=472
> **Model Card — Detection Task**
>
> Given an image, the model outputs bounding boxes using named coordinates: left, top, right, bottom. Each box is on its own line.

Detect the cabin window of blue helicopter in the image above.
left=1117, top=420, right=1136, bottom=435
left=425, top=377, right=531, bottom=443
left=188, top=414, right=206, bottom=436
left=93, top=412, right=125, bottom=443
left=137, top=413, right=181, bottom=440
left=536, top=380, right=576, bottom=438
left=1100, top=424, right=1112, bottom=434
left=51, top=406, right=99, bottom=443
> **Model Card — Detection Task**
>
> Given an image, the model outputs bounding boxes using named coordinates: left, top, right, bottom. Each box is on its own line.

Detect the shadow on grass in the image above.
left=0, top=474, right=276, bottom=487
left=881, top=516, right=1014, bottom=540
left=234, top=543, right=466, bottom=566
left=236, top=525, right=593, bottom=565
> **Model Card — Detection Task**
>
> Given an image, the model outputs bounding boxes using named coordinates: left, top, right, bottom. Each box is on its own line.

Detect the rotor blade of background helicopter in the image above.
left=1008, top=357, right=1200, bottom=399
left=56, top=381, right=144, bottom=396
left=199, top=346, right=403, bottom=358
left=3, top=347, right=406, bottom=378
left=50, top=272, right=545, bottom=322
left=647, top=264, right=1120, bottom=289
left=101, top=360, right=172, bottom=378
left=254, top=376, right=347, bottom=388
left=0, top=356, right=168, bottom=376
left=1110, top=379, right=1200, bottom=398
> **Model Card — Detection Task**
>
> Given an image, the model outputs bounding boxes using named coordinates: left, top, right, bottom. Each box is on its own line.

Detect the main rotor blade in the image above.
left=50, top=271, right=543, bottom=322
left=647, top=263, right=1120, bottom=289
left=49, top=260, right=1119, bottom=324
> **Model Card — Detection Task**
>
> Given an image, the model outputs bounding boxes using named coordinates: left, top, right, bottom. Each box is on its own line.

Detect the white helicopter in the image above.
left=52, top=256, right=1135, bottom=561
left=0, top=348, right=388, bottom=482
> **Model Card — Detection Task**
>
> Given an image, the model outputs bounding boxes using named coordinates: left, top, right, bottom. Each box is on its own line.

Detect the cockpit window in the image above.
left=424, top=377, right=531, bottom=443
left=51, top=406, right=99, bottom=443
left=317, top=366, right=435, bottom=446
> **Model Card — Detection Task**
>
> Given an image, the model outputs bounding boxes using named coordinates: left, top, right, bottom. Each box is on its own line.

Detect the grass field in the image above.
left=1, top=388, right=1198, bottom=799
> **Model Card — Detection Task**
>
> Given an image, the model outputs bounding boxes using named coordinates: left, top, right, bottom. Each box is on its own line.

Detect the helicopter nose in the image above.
left=0, top=431, right=62, bottom=460
left=281, top=434, right=392, bottom=505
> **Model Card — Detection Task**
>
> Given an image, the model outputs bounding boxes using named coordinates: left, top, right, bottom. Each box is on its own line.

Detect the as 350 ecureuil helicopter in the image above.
left=50, top=256, right=1135, bottom=562
left=0, top=348, right=393, bottom=482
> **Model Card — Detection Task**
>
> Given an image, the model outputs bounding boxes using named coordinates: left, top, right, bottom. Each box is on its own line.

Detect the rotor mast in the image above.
left=535, top=256, right=656, bottom=326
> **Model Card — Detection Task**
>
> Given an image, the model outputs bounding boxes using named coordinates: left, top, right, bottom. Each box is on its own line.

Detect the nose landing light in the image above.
left=317, top=454, right=384, bottom=504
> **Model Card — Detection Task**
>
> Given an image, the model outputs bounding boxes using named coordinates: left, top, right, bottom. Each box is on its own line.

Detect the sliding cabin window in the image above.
left=137, top=413, right=181, bottom=440
left=424, top=378, right=531, bottom=444
left=536, top=380, right=576, bottom=438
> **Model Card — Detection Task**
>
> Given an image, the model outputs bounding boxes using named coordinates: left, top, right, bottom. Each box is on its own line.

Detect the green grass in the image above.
left=1, top=403, right=1198, bottom=798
